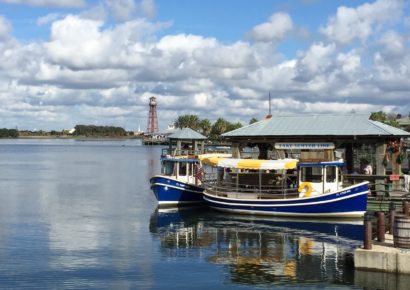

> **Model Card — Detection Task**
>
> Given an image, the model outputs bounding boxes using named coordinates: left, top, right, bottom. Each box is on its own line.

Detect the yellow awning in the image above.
left=199, top=156, right=298, bottom=170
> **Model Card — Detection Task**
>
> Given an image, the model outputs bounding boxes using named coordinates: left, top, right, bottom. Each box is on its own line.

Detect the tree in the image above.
left=199, top=119, right=212, bottom=136
left=0, top=128, right=18, bottom=138
left=73, top=125, right=126, bottom=137
left=370, top=111, right=400, bottom=128
left=249, top=117, right=258, bottom=125
left=227, top=122, right=242, bottom=132
left=210, top=118, right=228, bottom=140
left=174, top=114, right=200, bottom=130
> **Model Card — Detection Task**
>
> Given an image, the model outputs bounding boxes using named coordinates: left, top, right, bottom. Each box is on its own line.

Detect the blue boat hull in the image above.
left=150, top=175, right=204, bottom=206
left=203, top=182, right=369, bottom=217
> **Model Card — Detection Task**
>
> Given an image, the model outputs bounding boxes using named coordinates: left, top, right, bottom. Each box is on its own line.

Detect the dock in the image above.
left=355, top=234, right=410, bottom=274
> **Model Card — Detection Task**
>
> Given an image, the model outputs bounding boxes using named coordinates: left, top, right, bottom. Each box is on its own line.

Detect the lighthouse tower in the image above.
left=147, top=96, right=159, bottom=134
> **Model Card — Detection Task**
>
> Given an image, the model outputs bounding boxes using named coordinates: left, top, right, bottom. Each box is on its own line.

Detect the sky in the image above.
left=0, top=0, right=409, bottom=131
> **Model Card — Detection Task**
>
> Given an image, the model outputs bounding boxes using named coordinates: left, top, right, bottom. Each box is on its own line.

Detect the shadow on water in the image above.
left=149, top=206, right=365, bottom=288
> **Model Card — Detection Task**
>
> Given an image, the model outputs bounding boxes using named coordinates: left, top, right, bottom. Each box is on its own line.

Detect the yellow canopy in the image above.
left=199, top=156, right=298, bottom=170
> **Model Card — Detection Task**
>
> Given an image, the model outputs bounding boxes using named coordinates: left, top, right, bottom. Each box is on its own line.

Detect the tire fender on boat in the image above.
left=298, top=182, right=313, bottom=197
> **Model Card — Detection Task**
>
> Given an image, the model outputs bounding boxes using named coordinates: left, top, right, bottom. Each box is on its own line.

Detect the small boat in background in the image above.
left=200, top=156, right=369, bottom=217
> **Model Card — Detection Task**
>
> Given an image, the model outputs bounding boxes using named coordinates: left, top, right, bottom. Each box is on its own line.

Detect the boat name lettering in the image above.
left=337, top=190, right=349, bottom=196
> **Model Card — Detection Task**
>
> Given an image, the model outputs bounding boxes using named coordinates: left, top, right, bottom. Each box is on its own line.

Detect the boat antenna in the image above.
left=266, top=91, right=272, bottom=119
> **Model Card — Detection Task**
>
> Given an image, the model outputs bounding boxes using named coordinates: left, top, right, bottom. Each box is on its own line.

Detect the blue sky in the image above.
left=0, top=0, right=409, bottom=131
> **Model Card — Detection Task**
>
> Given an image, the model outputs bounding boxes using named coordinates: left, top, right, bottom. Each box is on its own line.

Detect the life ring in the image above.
left=298, top=182, right=313, bottom=197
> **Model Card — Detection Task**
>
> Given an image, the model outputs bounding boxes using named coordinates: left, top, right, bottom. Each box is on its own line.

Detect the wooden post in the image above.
left=193, top=140, right=198, bottom=154
left=389, top=202, right=396, bottom=234
left=345, top=143, right=354, bottom=173
left=231, top=143, right=241, bottom=158
left=364, top=212, right=372, bottom=250
left=375, top=143, right=387, bottom=196
left=392, top=150, right=401, bottom=191
left=403, top=200, right=409, bottom=216
left=168, top=139, right=173, bottom=156
left=377, top=211, right=385, bottom=242
left=176, top=140, right=182, bottom=155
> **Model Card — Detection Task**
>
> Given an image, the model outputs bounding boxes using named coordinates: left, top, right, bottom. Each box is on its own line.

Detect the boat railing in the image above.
left=202, top=178, right=299, bottom=200
left=161, top=147, right=231, bottom=157
left=161, top=148, right=203, bottom=157
left=344, top=174, right=409, bottom=198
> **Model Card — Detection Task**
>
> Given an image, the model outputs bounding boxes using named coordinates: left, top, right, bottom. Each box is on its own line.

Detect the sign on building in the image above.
left=274, top=142, right=335, bottom=150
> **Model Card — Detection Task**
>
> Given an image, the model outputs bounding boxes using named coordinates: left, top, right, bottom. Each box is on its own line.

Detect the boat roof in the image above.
left=161, top=153, right=232, bottom=164
left=199, top=156, right=298, bottom=170
left=298, top=161, right=345, bottom=167
left=161, top=157, right=199, bottom=163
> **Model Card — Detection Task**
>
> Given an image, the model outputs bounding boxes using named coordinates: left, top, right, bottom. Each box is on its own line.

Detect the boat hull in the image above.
left=203, top=182, right=369, bottom=218
left=150, top=175, right=204, bottom=206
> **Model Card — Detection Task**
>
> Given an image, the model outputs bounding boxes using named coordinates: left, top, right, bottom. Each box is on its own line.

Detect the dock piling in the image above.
left=364, top=212, right=372, bottom=250
left=377, top=211, right=385, bottom=242
left=403, top=201, right=409, bottom=216
left=389, top=202, right=396, bottom=235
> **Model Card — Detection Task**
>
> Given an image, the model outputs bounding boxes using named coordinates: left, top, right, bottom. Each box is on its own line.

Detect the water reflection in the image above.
left=150, top=207, right=362, bottom=287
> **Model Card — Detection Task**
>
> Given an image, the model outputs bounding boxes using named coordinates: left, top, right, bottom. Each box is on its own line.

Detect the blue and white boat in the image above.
left=150, top=156, right=204, bottom=206
left=200, top=156, right=369, bottom=218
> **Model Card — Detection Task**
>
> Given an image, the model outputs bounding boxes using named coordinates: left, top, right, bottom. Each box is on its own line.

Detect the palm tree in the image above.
left=199, top=119, right=212, bottom=136
left=249, top=117, right=258, bottom=124
left=174, top=114, right=200, bottom=130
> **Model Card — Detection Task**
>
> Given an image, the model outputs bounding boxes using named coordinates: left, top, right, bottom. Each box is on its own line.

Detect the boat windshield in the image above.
left=162, top=161, right=175, bottom=176
left=179, top=162, right=187, bottom=176
left=300, top=166, right=322, bottom=182
left=325, top=166, right=337, bottom=182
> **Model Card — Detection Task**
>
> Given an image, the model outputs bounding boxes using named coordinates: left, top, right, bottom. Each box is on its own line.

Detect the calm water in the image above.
left=0, top=139, right=388, bottom=289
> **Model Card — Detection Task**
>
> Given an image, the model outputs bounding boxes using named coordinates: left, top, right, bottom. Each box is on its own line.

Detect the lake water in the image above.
left=0, top=139, right=390, bottom=289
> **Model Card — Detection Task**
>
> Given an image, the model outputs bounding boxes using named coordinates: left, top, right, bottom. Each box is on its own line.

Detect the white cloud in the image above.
left=45, top=15, right=169, bottom=70
left=0, top=0, right=86, bottom=7
left=320, top=0, right=403, bottom=45
left=139, top=0, right=156, bottom=18
left=1, top=1, right=410, bottom=130
left=248, top=12, right=293, bottom=43
left=105, top=0, right=136, bottom=22
left=37, top=13, right=62, bottom=26
left=0, top=15, right=11, bottom=39
left=379, top=30, right=405, bottom=56
left=294, top=42, right=336, bottom=82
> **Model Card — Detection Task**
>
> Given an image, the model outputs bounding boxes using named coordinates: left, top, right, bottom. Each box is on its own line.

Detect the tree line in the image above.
left=0, top=128, right=19, bottom=138
left=73, top=125, right=127, bottom=137
left=174, top=115, right=259, bottom=140
left=369, top=111, right=409, bottom=129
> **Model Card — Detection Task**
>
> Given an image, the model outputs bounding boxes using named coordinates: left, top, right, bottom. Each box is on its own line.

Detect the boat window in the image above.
left=325, top=166, right=336, bottom=182
left=179, top=163, right=187, bottom=176
left=300, top=166, right=322, bottom=182
left=163, top=161, right=174, bottom=176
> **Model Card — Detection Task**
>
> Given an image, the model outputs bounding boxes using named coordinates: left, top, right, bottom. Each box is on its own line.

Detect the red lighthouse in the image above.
left=147, top=96, right=158, bottom=134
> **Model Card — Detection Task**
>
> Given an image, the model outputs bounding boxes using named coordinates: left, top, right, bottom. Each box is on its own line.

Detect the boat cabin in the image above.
left=200, top=156, right=346, bottom=199
left=161, top=157, right=202, bottom=186
left=297, top=161, right=344, bottom=197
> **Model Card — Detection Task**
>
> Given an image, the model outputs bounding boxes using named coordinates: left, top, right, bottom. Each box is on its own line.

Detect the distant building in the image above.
left=134, top=124, right=144, bottom=136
